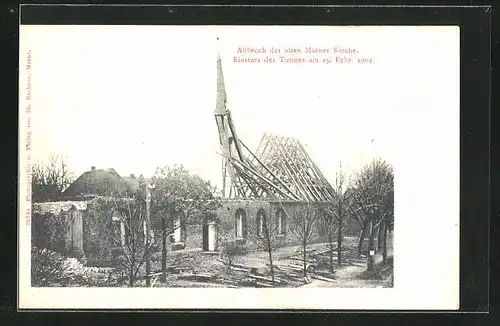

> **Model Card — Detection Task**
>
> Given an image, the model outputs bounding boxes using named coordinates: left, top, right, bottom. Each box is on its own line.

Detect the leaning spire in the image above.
left=215, top=37, right=228, bottom=115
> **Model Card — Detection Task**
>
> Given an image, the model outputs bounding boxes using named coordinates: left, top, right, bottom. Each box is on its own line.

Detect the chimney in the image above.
left=91, top=166, right=96, bottom=171
left=130, top=174, right=135, bottom=178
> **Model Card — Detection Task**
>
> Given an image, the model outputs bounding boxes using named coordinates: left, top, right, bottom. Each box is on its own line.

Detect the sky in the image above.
left=21, top=25, right=459, bottom=191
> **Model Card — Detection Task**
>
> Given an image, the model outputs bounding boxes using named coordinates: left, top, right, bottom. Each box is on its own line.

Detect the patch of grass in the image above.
left=357, top=269, right=384, bottom=280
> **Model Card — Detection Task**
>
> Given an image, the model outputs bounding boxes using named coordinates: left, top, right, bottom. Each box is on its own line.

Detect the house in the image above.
left=61, top=166, right=136, bottom=199
left=122, top=173, right=141, bottom=194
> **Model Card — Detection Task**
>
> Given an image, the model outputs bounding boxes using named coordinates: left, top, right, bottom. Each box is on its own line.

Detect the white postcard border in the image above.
left=18, top=25, right=460, bottom=310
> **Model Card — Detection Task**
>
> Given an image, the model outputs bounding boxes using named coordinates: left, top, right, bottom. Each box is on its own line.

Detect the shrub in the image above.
left=31, top=245, right=118, bottom=287
left=222, top=241, right=246, bottom=256
left=31, top=246, right=72, bottom=286
left=220, top=241, right=246, bottom=272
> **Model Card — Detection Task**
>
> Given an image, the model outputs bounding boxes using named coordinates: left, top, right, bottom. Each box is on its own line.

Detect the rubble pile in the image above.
left=167, top=250, right=226, bottom=274
left=61, top=257, right=117, bottom=286
left=149, top=250, right=228, bottom=286
left=150, top=243, right=354, bottom=288
left=32, top=247, right=119, bottom=287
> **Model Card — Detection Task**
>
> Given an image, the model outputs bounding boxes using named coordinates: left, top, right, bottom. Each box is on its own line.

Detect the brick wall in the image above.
left=212, top=200, right=325, bottom=251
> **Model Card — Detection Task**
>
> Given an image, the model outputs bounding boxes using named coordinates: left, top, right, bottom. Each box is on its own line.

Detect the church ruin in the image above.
left=199, top=50, right=339, bottom=252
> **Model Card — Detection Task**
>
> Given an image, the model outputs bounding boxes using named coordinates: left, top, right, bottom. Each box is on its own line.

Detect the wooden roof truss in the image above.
left=214, top=51, right=334, bottom=202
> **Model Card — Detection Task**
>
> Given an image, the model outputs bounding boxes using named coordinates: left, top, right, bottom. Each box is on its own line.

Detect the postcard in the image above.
left=18, top=24, right=460, bottom=310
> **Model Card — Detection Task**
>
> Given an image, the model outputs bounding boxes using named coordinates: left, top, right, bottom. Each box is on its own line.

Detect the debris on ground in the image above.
left=32, top=248, right=120, bottom=287
left=35, top=237, right=392, bottom=288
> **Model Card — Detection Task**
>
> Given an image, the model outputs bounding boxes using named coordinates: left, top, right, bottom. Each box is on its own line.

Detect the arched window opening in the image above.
left=235, top=209, right=247, bottom=239
left=276, top=209, right=287, bottom=236
left=256, top=209, right=266, bottom=237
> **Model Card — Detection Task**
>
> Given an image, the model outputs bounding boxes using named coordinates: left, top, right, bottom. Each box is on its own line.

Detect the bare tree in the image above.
left=251, top=204, right=284, bottom=285
left=379, top=187, right=394, bottom=263
left=32, top=154, right=73, bottom=202
left=107, top=195, right=155, bottom=287
left=288, top=203, right=318, bottom=277
left=318, top=207, right=338, bottom=272
left=320, top=162, right=352, bottom=269
left=350, top=158, right=394, bottom=271
left=348, top=190, right=372, bottom=256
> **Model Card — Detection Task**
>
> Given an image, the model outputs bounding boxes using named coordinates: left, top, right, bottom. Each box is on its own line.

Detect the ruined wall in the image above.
left=215, top=200, right=269, bottom=250
left=32, top=197, right=365, bottom=262
left=211, top=200, right=327, bottom=251
left=209, top=200, right=364, bottom=251
left=32, top=198, right=125, bottom=266
left=81, top=198, right=119, bottom=265
left=32, top=201, right=87, bottom=259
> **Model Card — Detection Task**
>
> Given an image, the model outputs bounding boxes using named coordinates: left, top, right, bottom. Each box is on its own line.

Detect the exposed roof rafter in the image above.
left=213, top=49, right=334, bottom=202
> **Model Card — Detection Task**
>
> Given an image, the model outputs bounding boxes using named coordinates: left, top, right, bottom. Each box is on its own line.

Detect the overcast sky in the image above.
left=21, top=25, right=459, bottom=191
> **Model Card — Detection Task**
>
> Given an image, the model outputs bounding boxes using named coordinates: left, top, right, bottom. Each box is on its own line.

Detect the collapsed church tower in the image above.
left=214, top=53, right=335, bottom=201
left=207, top=44, right=337, bottom=251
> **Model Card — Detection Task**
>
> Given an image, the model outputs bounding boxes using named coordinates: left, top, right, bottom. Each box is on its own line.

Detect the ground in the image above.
left=303, top=234, right=394, bottom=288
left=145, top=234, right=394, bottom=288
left=34, top=234, right=393, bottom=288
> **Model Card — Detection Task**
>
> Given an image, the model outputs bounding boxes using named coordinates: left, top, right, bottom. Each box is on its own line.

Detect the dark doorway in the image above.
left=202, top=224, right=209, bottom=251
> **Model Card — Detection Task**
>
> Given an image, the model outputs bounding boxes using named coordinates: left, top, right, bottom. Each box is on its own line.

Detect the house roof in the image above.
left=61, top=168, right=134, bottom=199
left=122, top=174, right=140, bottom=193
